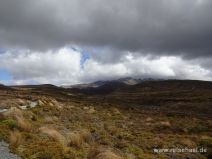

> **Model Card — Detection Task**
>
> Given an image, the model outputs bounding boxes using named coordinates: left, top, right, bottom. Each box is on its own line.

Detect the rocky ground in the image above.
left=0, top=141, right=21, bottom=159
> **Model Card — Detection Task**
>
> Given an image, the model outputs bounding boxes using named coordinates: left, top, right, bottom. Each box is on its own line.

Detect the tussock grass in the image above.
left=39, top=126, right=66, bottom=146
left=3, top=107, right=23, bottom=119
left=67, top=129, right=92, bottom=148
left=10, top=131, right=23, bottom=148
left=88, top=147, right=123, bottom=159
left=16, top=116, right=31, bottom=132
left=3, top=107, right=31, bottom=131
left=79, top=129, right=92, bottom=143
left=1, top=80, right=212, bottom=159
left=67, top=132, right=83, bottom=148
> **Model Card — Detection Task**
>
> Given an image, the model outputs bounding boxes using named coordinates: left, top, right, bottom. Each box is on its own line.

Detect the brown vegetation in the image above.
left=0, top=80, right=211, bottom=159
left=88, top=147, right=123, bottom=159
left=39, top=126, right=66, bottom=146
left=9, top=131, right=23, bottom=148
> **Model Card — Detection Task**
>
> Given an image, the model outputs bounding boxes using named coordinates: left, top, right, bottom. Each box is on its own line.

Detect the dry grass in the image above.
left=16, top=116, right=31, bottom=132
left=67, top=132, right=83, bottom=148
left=160, top=121, right=171, bottom=127
left=1, top=80, right=212, bottom=159
left=3, top=107, right=23, bottom=119
left=44, top=116, right=55, bottom=124
left=88, top=147, right=123, bottom=159
left=39, top=126, right=66, bottom=146
left=3, top=107, right=31, bottom=131
left=0, top=113, right=5, bottom=120
left=66, top=129, right=92, bottom=148
left=10, top=131, right=23, bottom=148
left=79, top=129, right=92, bottom=143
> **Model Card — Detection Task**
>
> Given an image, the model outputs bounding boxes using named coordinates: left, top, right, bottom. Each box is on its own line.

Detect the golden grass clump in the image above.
left=44, top=116, right=55, bottom=124
left=39, top=126, right=66, bottom=146
left=3, top=107, right=31, bottom=131
left=88, top=147, right=123, bottom=159
left=15, top=115, right=31, bottom=132
left=25, top=139, right=65, bottom=159
left=10, top=131, right=23, bottom=148
left=67, top=132, right=83, bottom=148
left=67, top=129, right=92, bottom=148
left=79, top=129, right=92, bottom=143
left=111, top=108, right=121, bottom=115
left=3, top=107, right=23, bottom=119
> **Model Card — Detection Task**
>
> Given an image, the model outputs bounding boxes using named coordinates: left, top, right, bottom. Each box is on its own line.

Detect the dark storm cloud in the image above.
left=0, top=0, right=212, bottom=59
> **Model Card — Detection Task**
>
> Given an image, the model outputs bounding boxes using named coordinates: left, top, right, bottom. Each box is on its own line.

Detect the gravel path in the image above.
left=0, top=141, right=22, bottom=159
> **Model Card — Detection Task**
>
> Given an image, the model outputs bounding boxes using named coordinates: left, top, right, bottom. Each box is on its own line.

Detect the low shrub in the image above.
left=1, top=119, right=18, bottom=129
left=88, top=147, right=123, bottom=159
left=39, top=126, right=66, bottom=146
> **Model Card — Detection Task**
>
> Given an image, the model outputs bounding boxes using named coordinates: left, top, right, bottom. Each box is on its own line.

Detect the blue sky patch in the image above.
left=0, top=48, right=7, bottom=54
left=80, top=51, right=90, bottom=69
left=0, top=69, right=12, bottom=82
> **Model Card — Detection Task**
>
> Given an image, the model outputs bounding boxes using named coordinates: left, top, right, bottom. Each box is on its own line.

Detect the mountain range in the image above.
left=62, top=77, right=158, bottom=89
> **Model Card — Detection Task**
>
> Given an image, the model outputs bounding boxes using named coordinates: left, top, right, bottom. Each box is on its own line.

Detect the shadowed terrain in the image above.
left=0, top=80, right=211, bottom=159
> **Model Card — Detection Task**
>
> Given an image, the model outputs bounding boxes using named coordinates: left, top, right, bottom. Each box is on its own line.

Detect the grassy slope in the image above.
left=0, top=80, right=211, bottom=159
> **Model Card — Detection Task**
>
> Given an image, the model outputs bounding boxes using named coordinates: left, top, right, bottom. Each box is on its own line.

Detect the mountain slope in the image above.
left=0, top=84, right=13, bottom=90
left=78, top=80, right=212, bottom=118
left=62, top=77, right=145, bottom=89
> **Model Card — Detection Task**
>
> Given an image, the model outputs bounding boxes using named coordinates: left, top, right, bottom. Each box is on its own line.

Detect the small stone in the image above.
left=146, top=117, right=153, bottom=122
left=160, top=121, right=171, bottom=126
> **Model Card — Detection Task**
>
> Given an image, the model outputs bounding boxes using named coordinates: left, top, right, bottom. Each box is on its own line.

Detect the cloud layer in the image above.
left=0, top=48, right=211, bottom=85
left=0, top=0, right=212, bottom=84
left=0, top=0, right=212, bottom=59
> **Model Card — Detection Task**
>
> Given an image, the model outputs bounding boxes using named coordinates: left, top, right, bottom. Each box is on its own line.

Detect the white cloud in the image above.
left=0, top=48, right=82, bottom=85
left=0, top=48, right=211, bottom=85
left=82, top=54, right=212, bottom=82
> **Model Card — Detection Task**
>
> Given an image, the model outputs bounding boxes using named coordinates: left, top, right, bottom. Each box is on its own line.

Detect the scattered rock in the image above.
left=87, top=107, right=96, bottom=114
left=0, top=108, right=8, bottom=113
left=19, top=106, right=27, bottom=110
left=160, top=121, right=171, bottom=126
left=146, top=117, right=153, bottom=122
left=49, top=102, right=54, bottom=107
left=69, top=105, right=75, bottom=109
left=83, top=106, right=90, bottom=110
left=18, top=101, right=38, bottom=110
left=112, top=108, right=121, bottom=115
left=17, top=99, right=25, bottom=105
left=37, top=100, right=44, bottom=106
left=30, top=101, right=38, bottom=108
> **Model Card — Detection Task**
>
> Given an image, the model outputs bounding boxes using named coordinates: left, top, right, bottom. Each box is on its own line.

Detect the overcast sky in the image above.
left=0, top=0, right=212, bottom=85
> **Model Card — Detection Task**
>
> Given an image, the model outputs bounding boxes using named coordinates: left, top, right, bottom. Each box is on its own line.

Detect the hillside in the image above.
left=62, top=77, right=145, bottom=89
left=0, top=80, right=211, bottom=159
left=78, top=80, right=212, bottom=118
left=0, top=84, right=13, bottom=90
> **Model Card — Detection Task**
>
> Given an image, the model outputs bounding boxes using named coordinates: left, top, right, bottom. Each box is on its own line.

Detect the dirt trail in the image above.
left=0, top=141, right=22, bottom=159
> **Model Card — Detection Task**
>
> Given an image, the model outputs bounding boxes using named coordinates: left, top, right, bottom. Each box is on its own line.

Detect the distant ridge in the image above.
left=0, top=83, right=13, bottom=90
left=62, top=77, right=155, bottom=89
left=12, top=84, right=57, bottom=88
left=66, top=79, right=212, bottom=95
left=62, top=77, right=164, bottom=95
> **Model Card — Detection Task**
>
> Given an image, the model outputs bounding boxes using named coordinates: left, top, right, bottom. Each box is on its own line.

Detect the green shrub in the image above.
left=1, top=119, right=18, bottom=129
